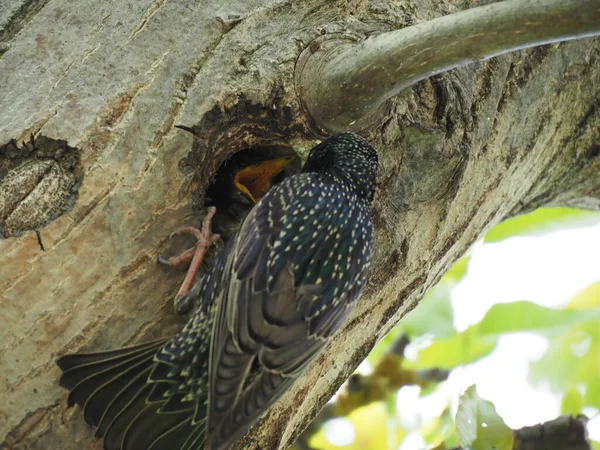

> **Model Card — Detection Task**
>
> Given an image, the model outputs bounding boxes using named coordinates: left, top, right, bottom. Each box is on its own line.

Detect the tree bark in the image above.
left=0, top=1, right=598, bottom=449
left=297, top=0, right=600, bottom=130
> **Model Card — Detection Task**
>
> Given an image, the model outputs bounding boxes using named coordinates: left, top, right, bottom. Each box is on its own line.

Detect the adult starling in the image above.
left=57, top=132, right=379, bottom=450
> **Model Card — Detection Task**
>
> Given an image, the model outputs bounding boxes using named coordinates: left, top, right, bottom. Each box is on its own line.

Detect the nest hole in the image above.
left=204, top=144, right=302, bottom=239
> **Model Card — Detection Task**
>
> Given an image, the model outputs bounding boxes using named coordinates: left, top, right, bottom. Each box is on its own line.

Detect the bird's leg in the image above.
left=158, top=206, right=221, bottom=303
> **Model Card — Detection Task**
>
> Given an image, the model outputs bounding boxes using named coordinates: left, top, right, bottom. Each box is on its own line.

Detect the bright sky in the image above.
left=395, top=220, right=600, bottom=449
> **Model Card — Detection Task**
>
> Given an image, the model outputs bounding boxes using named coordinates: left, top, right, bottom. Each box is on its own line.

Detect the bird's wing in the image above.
left=206, top=174, right=373, bottom=449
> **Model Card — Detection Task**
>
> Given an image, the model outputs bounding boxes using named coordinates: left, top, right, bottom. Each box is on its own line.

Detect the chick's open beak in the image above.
left=233, top=155, right=295, bottom=203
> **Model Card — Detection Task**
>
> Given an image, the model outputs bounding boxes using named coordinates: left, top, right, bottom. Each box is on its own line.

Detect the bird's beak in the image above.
left=233, top=155, right=295, bottom=203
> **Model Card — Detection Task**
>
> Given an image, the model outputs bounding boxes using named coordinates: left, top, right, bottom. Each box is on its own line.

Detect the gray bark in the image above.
left=297, top=0, right=600, bottom=130
left=0, top=0, right=598, bottom=449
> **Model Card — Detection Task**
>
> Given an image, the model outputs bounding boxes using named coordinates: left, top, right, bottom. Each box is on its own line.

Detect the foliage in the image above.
left=407, top=300, right=600, bottom=370
left=530, top=281, right=600, bottom=410
left=294, top=207, right=600, bottom=450
left=307, top=403, right=406, bottom=450
left=483, top=207, right=600, bottom=243
left=455, top=386, right=513, bottom=450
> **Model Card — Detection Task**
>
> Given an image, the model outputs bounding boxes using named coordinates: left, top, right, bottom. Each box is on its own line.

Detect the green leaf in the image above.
left=421, top=406, right=460, bottom=449
left=529, top=285, right=600, bottom=410
left=384, top=391, right=398, bottom=417
left=529, top=321, right=600, bottom=409
left=476, top=301, right=600, bottom=337
left=484, top=207, right=600, bottom=243
left=367, top=325, right=407, bottom=365
left=567, top=282, right=600, bottom=309
left=443, top=255, right=470, bottom=284
left=455, top=385, right=513, bottom=450
left=309, top=404, right=396, bottom=450
left=591, top=440, right=600, bottom=450
left=369, top=280, right=457, bottom=365
left=409, top=301, right=600, bottom=370
left=399, top=282, right=456, bottom=339
left=561, top=386, right=585, bottom=415
left=585, top=376, right=600, bottom=410
left=407, top=327, right=496, bottom=369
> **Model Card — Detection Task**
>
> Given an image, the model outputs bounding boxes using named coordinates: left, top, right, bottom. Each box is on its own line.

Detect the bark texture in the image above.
left=0, top=0, right=598, bottom=449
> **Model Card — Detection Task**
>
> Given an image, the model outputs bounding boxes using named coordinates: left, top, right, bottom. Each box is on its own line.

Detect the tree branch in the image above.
left=297, top=0, right=600, bottom=131
left=446, top=415, right=591, bottom=450
left=0, top=0, right=598, bottom=448
left=294, top=334, right=449, bottom=448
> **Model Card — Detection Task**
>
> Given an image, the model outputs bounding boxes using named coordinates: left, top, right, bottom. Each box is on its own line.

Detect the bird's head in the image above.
left=302, top=133, right=379, bottom=202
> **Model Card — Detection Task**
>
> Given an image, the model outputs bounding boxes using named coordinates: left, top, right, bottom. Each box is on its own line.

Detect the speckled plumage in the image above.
left=57, top=132, right=378, bottom=450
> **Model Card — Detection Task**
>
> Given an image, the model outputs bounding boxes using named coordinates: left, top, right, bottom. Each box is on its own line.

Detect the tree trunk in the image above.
left=0, top=0, right=598, bottom=449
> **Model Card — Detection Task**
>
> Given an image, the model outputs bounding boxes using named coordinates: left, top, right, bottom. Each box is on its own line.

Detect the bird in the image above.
left=56, top=132, right=379, bottom=450
left=157, top=151, right=300, bottom=314
left=204, top=148, right=301, bottom=239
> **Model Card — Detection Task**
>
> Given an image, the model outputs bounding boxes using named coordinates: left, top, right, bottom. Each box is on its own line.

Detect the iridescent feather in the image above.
left=56, top=133, right=379, bottom=450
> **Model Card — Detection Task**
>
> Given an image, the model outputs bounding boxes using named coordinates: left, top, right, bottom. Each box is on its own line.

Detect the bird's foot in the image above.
left=158, top=206, right=221, bottom=307
left=173, top=282, right=202, bottom=315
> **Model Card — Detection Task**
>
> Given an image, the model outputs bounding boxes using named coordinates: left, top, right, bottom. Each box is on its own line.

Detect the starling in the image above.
left=205, top=149, right=300, bottom=239
left=57, top=132, right=379, bottom=450
left=232, top=154, right=297, bottom=203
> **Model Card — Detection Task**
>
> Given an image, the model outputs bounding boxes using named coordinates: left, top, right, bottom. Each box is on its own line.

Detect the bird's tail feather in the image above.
left=57, top=339, right=207, bottom=450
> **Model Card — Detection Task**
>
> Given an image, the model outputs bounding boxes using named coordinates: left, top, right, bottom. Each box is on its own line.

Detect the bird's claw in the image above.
left=157, top=246, right=197, bottom=267
left=158, top=207, right=221, bottom=305
left=173, top=285, right=200, bottom=315
left=168, top=226, right=204, bottom=242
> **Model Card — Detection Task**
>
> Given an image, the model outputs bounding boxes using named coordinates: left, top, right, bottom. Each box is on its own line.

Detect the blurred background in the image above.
left=291, top=207, right=600, bottom=450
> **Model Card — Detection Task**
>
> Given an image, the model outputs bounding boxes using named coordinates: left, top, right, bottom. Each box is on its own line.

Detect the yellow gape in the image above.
left=233, top=155, right=294, bottom=202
